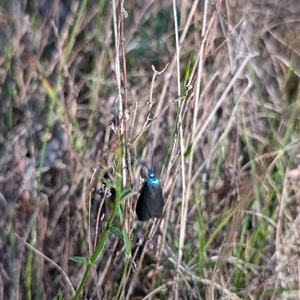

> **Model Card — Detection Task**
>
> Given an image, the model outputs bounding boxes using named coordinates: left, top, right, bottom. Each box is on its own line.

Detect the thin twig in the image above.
left=15, top=233, right=75, bottom=296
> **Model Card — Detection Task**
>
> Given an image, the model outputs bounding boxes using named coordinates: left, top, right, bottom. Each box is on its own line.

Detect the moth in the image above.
left=136, top=152, right=164, bottom=221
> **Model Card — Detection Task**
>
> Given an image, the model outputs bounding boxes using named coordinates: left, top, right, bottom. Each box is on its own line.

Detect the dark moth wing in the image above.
left=136, top=151, right=164, bottom=221
left=136, top=180, right=164, bottom=221
left=136, top=182, right=151, bottom=221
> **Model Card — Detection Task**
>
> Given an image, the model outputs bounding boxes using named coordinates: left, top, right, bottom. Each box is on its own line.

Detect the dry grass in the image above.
left=1, top=0, right=300, bottom=299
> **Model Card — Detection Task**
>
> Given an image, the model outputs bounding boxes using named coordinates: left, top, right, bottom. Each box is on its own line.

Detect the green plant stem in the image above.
left=115, top=257, right=130, bottom=299
left=72, top=172, right=122, bottom=299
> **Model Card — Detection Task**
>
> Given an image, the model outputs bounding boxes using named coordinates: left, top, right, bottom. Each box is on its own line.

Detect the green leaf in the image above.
left=102, top=177, right=114, bottom=187
left=110, top=226, right=124, bottom=239
left=119, top=204, right=124, bottom=222
left=123, top=228, right=131, bottom=258
left=121, top=184, right=133, bottom=199
left=56, top=289, right=63, bottom=300
left=184, top=143, right=193, bottom=159
left=69, top=256, right=91, bottom=264
left=183, top=58, right=191, bottom=86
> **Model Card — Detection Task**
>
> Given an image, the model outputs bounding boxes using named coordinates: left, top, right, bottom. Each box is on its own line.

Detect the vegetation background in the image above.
left=1, top=0, right=299, bottom=299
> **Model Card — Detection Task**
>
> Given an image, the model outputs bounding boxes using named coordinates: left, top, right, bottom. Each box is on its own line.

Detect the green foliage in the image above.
left=110, top=226, right=123, bottom=239
left=69, top=256, right=91, bottom=265
left=184, top=143, right=193, bottom=159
